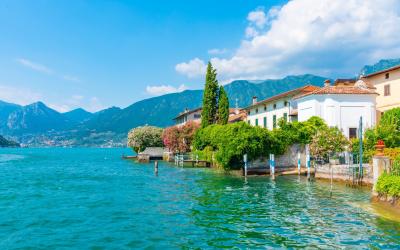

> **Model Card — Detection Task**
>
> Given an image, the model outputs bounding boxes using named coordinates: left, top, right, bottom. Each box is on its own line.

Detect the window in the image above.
left=194, top=114, right=201, bottom=119
left=263, top=117, right=267, bottom=128
left=273, top=103, right=277, bottom=109
left=349, top=128, right=357, bottom=139
left=284, top=101, right=288, bottom=107
left=264, top=105, right=267, bottom=111
left=248, top=120, right=251, bottom=125
left=273, top=115, right=277, bottom=129
left=255, top=108, right=258, bottom=113
left=384, top=84, right=391, bottom=96
left=255, top=118, right=259, bottom=126
left=385, top=73, right=390, bottom=79
left=283, top=113, right=288, bottom=122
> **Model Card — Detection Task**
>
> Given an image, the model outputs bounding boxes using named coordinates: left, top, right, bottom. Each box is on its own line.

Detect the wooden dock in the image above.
left=183, top=160, right=211, bottom=168
left=122, top=155, right=137, bottom=160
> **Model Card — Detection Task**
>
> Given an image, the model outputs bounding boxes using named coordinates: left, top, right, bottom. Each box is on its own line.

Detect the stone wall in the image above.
left=249, top=144, right=306, bottom=168
left=315, top=163, right=373, bottom=185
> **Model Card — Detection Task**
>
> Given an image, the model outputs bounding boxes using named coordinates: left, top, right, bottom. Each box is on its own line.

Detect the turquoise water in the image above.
left=0, top=148, right=399, bottom=249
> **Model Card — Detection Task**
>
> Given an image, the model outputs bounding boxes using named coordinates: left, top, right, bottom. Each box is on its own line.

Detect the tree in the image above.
left=310, top=127, right=349, bottom=159
left=162, top=121, right=200, bottom=153
left=201, top=62, right=219, bottom=128
left=127, top=126, right=163, bottom=153
left=217, top=85, right=229, bottom=125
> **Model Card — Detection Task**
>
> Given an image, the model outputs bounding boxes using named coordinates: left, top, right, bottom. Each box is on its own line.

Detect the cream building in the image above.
left=245, top=85, right=319, bottom=129
left=362, top=65, right=400, bottom=117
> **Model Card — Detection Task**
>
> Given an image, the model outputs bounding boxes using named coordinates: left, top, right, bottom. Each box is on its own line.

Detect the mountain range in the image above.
left=0, top=58, right=398, bottom=147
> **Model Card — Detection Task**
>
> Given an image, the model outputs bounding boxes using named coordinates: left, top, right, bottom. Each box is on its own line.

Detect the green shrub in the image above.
left=376, top=174, right=400, bottom=197
left=193, top=122, right=274, bottom=169
left=365, top=107, right=400, bottom=149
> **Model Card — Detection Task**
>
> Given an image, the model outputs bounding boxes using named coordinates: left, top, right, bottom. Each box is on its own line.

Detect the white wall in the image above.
left=297, top=94, right=376, bottom=138
left=246, top=98, right=291, bottom=129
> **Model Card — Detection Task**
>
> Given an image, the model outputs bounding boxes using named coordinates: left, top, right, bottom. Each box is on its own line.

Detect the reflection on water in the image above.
left=0, top=148, right=399, bottom=249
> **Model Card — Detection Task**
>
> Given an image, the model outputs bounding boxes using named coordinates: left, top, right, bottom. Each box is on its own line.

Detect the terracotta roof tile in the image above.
left=294, top=86, right=378, bottom=99
left=245, top=85, right=320, bottom=110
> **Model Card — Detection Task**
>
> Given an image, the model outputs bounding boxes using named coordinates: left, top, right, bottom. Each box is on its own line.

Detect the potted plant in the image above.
left=375, top=139, right=385, bottom=156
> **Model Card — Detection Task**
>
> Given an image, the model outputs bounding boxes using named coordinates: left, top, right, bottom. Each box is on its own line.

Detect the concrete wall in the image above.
left=315, top=163, right=373, bottom=185
left=297, top=94, right=376, bottom=138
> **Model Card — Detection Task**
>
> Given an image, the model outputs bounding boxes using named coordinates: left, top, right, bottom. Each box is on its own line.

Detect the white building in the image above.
left=245, top=85, right=320, bottom=129
left=173, top=107, right=202, bottom=126
left=295, top=80, right=378, bottom=138
left=173, top=107, right=247, bottom=126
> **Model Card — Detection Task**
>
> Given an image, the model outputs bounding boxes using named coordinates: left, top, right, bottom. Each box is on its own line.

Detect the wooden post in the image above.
left=154, top=160, right=158, bottom=176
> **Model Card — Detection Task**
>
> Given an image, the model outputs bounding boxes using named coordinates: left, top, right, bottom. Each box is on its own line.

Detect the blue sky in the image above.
left=0, top=0, right=399, bottom=112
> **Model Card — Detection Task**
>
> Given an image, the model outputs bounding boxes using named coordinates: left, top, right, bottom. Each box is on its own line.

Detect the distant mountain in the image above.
left=62, top=108, right=93, bottom=124
left=5, top=102, right=70, bottom=135
left=0, top=74, right=328, bottom=146
left=1, top=57, right=397, bottom=147
left=0, top=101, right=21, bottom=126
left=360, top=59, right=400, bottom=76
left=0, top=135, right=20, bottom=147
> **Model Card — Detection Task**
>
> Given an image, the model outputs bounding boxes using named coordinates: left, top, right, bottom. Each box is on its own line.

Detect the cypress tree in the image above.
left=201, top=62, right=219, bottom=128
left=217, top=85, right=229, bottom=125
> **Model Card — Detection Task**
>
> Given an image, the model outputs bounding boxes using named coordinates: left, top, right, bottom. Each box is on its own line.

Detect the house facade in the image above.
left=296, top=80, right=378, bottom=139
left=173, top=107, right=246, bottom=126
left=245, top=85, right=319, bottom=129
left=362, top=65, right=400, bottom=117
left=173, top=108, right=202, bottom=126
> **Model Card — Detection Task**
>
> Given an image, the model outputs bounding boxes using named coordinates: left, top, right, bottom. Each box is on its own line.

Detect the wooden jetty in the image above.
left=183, top=160, right=211, bottom=168
left=122, top=155, right=137, bottom=160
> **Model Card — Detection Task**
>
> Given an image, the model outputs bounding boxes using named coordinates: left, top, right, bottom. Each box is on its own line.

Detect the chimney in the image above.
left=324, top=79, right=331, bottom=87
left=252, top=96, right=258, bottom=105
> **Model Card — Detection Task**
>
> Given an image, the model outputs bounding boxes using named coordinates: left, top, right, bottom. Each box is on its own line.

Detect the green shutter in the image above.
left=283, top=113, right=288, bottom=122
left=273, top=115, right=277, bottom=129
left=255, top=118, right=258, bottom=126
left=263, top=117, right=267, bottom=128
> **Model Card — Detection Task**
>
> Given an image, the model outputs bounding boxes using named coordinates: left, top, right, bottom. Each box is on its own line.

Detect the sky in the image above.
left=0, top=0, right=400, bottom=112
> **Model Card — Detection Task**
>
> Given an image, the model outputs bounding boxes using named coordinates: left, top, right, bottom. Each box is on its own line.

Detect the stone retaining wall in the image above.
left=315, top=163, right=373, bottom=185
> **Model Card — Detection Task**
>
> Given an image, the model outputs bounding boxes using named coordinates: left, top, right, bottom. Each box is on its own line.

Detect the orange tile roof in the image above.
left=294, top=86, right=378, bottom=99
left=245, top=85, right=320, bottom=110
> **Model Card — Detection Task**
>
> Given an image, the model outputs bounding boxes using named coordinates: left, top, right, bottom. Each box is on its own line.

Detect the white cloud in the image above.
left=245, top=27, right=259, bottom=38
left=175, top=58, right=207, bottom=78
left=16, top=58, right=82, bottom=83
left=247, top=9, right=267, bottom=28
left=208, top=48, right=228, bottom=55
left=63, top=75, right=81, bottom=83
left=48, top=103, right=71, bottom=113
left=16, top=58, right=53, bottom=74
left=146, top=84, right=187, bottom=96
left=0, top=84, right=42, bottom=105
left=177, top=0, right=400, bottom=81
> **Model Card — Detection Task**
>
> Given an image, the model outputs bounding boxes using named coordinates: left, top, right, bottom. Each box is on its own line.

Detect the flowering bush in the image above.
left=162, top=121, right=200, bottom=153
left=127, top=126, right=163, bottom=153
left=310, top=126, right=349, bottom=159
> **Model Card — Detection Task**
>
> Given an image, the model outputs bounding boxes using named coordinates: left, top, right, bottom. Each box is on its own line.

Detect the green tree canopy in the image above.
left=217, top=85, right=229, bottom=125
left=201, top=62, right=219, bottom=128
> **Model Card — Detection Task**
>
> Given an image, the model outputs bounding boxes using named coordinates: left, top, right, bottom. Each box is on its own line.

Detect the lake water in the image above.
left=0, top=148, right=399, bottom=249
